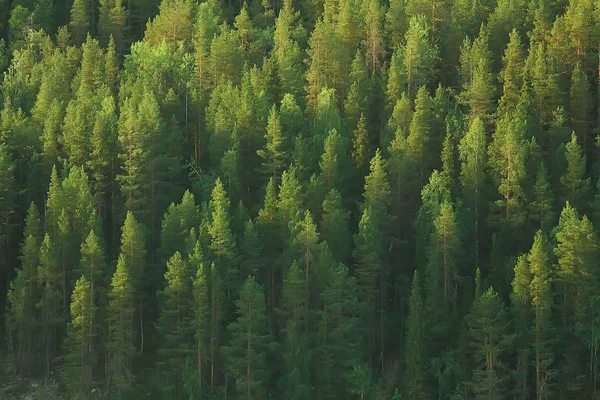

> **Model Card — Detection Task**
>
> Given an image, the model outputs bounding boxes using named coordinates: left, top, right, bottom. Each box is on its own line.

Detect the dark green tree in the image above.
left=62, top=276, right=97, bottom=395
left=156, top=252, right=194, bottom=397
left=223, top=276, right=271, bottom=400
left=403, top=270, right=428, bottom=400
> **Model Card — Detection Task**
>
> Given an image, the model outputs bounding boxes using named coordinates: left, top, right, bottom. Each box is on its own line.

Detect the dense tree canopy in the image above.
left=3, top=0, right=600, bottom=398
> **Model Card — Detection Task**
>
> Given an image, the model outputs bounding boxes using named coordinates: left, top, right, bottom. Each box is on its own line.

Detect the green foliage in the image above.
left=62, top=276, right=96, bottom=395
left=559, top=132, right=590, bottom=212
left=467, top=288, right=512, bottom=399
left=403, top=271, right=428, bottom=400
left=156, top=251, right=194, bottom=397
left=223, top=276, right=271, bottom=399
left=4, top=2, right=600, bottom=398
left=107, top=254, right=135, bottom=395
left=402, top=16, right=439, bottom=98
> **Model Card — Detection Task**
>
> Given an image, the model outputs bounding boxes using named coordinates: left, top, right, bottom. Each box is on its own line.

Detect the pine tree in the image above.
left=385, top=52, right=406, bottom=115
left=344, top=51, right=371, bottom=133
left=426, top=200, right=461, bottom=312
left=190, top=243, right=210, bottom=394
left=76, top=230, right=105, bottom=311
left=6, top=229, right=39, bottom=375
left=352, top=113, right=371, bottom=174
left=273, top=0, right=305, bottom=100
left=528, top=231, right=556, bottom=399
left=402, top=16, right=439, bottom=98
left=209, top=27, right=243, bottom=86
left=364, top=0, right=385, bottom=73
left=208, top=178, right=238, bottom=298
left=319, top=129, right=347, bottom=197
left=403, top=270, right=428, bottom=400
left=353, top=206, right=385, bottom=363
left=241, top=219, right=262, bottom=279
left=440, top=128, right=458, bottom=195
left=257, top=105, right=287, bottom=182
left=158, top=190, right=199, bottom=262
left=560, top=132, right=590, bottom=212
left=528, top=42, right=562, bottom=127
left=223, top=276, right=271, bottom=400
left=0, top=143, right=17, bottom=287
left=459, top=28, right=496, bottom=126
left=70, top=0, right=89, bottom=45
left=459, top=116, right=487, bottom=269
left=106, top=254, right=135, bottom=395
left=385, top=0, right=407, bottom=50
left=280, top=262, right=311, bottom=399
left=553, top=204, right=598, bottom=395
left=209, top=262, right=225, bottom=396
left=88, top=96, right=117, bottom=220
left=569, top=65, right=591, bottom=153
left=321, top=189, right=352, bottom=263
left=362, top=148, right=391, bottom=226
left=488, top=114, right=528, bottom=230
left=277, top=167, right=304, bottom=237
left=467, top=287, right=512, bottom=399
left=156, top=252, right=194, bottom=397
left=498, top=29, right=525, bottom=116
left=528, top=163, right=555, bottom=234
left=144, top=0, right=195, bottom=48
left=119, top=211, right=146, bottom=354
left=36, top=234, right=61, bottom=378
left=510, top=254, right=532, bottom=399
left=319, top=262, right=364, bottom=398
left=408, top=86, right=436, bottom=185
left=62, top=276, right=97, bottom=395
left=305, top=19, right=350, bottom=111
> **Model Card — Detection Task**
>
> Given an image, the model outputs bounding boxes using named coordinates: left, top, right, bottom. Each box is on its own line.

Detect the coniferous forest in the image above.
left=3, top=0, right=600, bottom=398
